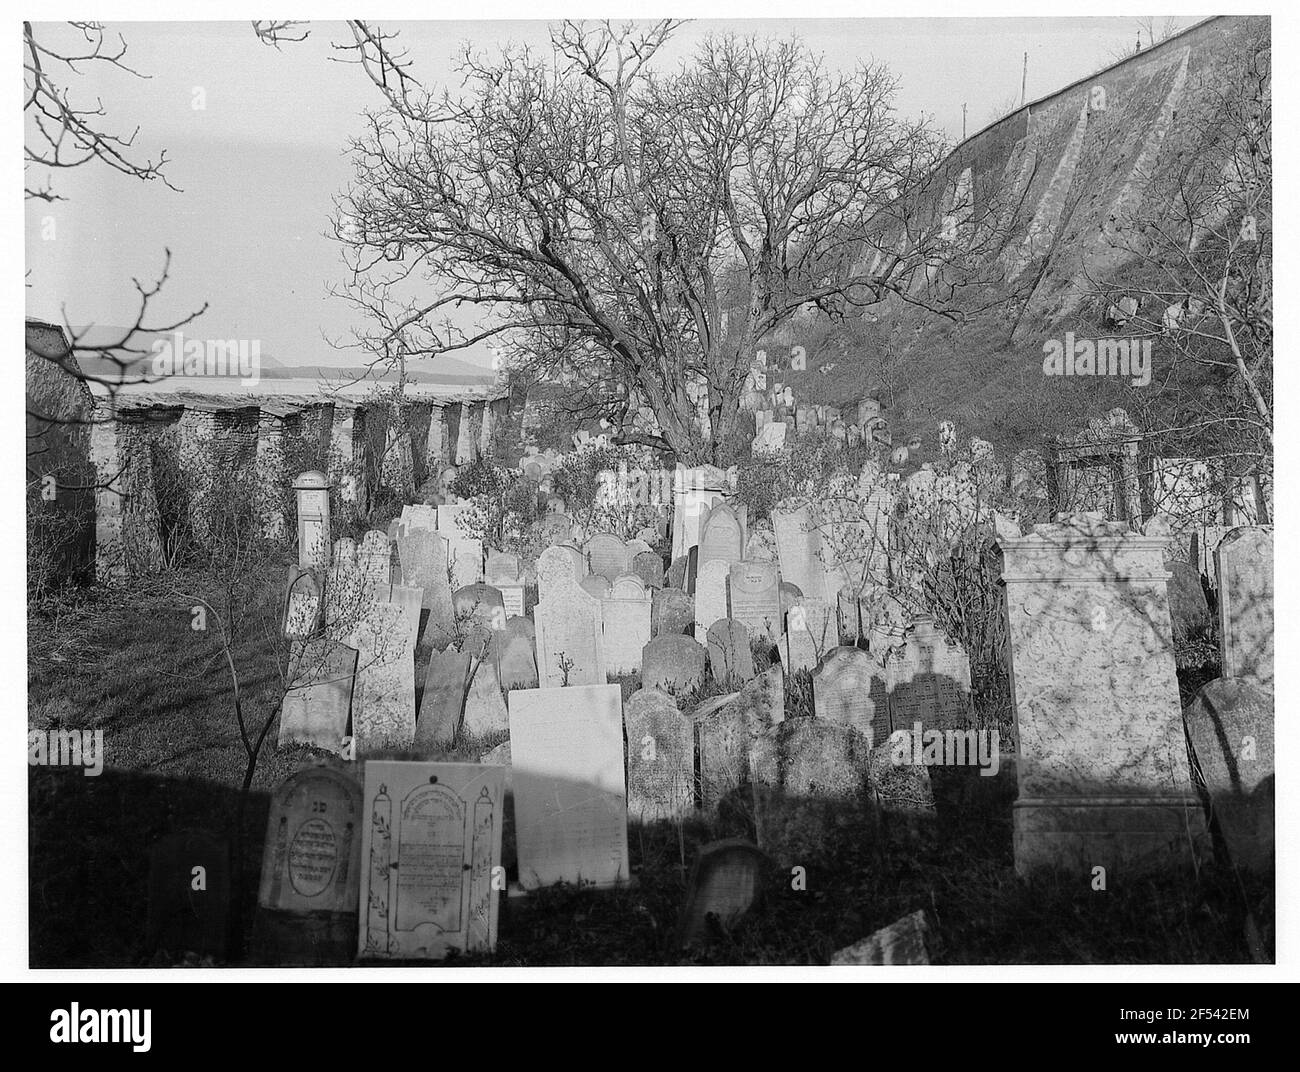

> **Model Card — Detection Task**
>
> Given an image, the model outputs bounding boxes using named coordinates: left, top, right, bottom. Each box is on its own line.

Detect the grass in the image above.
left=28, top=569, right=1271, bottom=967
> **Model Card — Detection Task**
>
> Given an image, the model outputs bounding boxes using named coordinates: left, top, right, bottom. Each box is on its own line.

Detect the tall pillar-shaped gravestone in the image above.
left=998, top=513, right=1205, bottom=878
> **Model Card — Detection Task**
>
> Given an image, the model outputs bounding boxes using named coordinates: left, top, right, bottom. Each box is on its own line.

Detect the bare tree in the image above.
left=331, top=21, right=979, bottom=464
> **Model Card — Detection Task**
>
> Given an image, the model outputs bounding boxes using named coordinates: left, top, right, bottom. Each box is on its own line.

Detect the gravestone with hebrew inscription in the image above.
left=813, top=646, right=888, bottom=746
left=254, top=765, right=361, bottom=965
left=625, top=688, right=694, bottom=823
left=359, top=762, right=506, bottom=959
left=886, top=617, right=973, bottom=738
left=729, top=561, right=781, bottom=641
left=508, top=685, right=630, bottom=889
left=773, top=504, right=827, bottom=602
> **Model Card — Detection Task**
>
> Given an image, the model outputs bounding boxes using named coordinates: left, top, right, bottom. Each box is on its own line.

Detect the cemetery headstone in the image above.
left=508, top=685, right=630, bottom=889
left=631, top=550, right=665, bottom=589
left=359, top=761, right=506, bottom=959
left=254, top=764, right=361, bottom=965
left=693, top=559, right=730, bottom=640
left=585, top=532, right=630, bottom=583
left=1215, top=526, right=1273, bottom=684
left=534, top=582, right=606, bottom=688
left=625, top=688, right=694, bottom=823
left=398, top=530, right=455, bottom=650
left=493, top=616, right=539, bottom=692
left=601, top=574, right=653, bottom=675
left=652, top=587, right=695, bottom=638
left=461, top=656, right=510, bottom=739
left=349, top=598, right=417, bottom=754
left=642, top=635, right=708, bottom=696
left=676, top=839, right=767, bottom=947
left=278, top=639, right=358, bottom=753
left=813, top=646, right=888, bottom=745
left=1183, top=678, right=1274, bottom=872
left=886, top=617, right=973, bottom=739
left=998, top=513, right=1204, bottom=876
left=698, top=504, right=743, bottom=568
left=707, top=618, right=755, bottom=687
left=729, top=561, right=781, bottom=640
left=414, top=650, right=472, bottom=750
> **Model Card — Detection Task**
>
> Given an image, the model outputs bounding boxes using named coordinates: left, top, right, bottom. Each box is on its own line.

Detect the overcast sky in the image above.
left=24, top=16, right=1188, bottom=371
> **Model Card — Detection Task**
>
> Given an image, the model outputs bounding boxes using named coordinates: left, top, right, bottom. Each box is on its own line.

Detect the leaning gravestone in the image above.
left=359, top=761, right=506, bottom=960
left=601, top=574, right=652, bottom=675
left=625, top=688, right=694, bottom=823
left=508, top=685, right=630, bottom=889
left=414, top=650, right=472, bottom=751
left=831, top=910, right=933, bottom=965
left=707, top=618, right=755, bottom=687
left=676, top=839, right=767, bottom=947
left=998, top=514, right=1205, bottom=876
left=642, top=635, right=708, bottom=696
left=146, top=833, right=231, bottom=961
left=813, top=646, right=888, bottom=746
left=652, top=587, right=695, bottom=638
left=461, top=656, right=510, bottom=739
left=729, top=561, right=781, bottom=641
left=886, top=618, right=973, bottom=738
left=750, top=719, right=875, bottom=867
left=1167, top=559, right=1212, bottom=642
left=1215, top=526, right=1273, bottom=684
left=399, top=530, right=455, bottom=649
left=534, top=582, right=606, bottom=688
left=278, top=639, right=358, bottom=753
left=1183, top=678, right=1274, bottom=872
left=254, top=764, right=362, bottom=965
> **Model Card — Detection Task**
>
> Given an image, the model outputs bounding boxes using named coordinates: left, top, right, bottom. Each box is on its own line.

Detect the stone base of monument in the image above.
left=1013, top=795, right=1208, bottom=878
left=505, top=876, right=639, bottom=900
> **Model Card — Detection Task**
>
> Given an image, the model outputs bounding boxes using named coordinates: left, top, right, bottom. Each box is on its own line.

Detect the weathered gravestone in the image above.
left=486, top=550, right=526, bottom=617
left=698, top=504, right=743, bottom=568
left=146, top=833, right=231, bottom=961
left=254, top=764, right=361, bottom=965
left=453, top=583, right=505, bottom=653
left=813, top=646, right=888, bottom=745
left=750, top=719, right=875, bottom=866
left=729, top=561, right=781, bottom=641
left=625, top=688, right=694, bottom=823
left=585, top=532, right=630, bottom=583
left=414, top=650, right=472, bottom=750
left=886, top=618, right=973, bottom=738
left=462, top=655, right=510, bottom=739
left=707, top=618, right=755, bottom=687
left=534, top=581, right=606, bottom=688
left=278, top=639, right=358, bottom=753
left=398, top=530, right=455, bottom=649
left=831, top=909, right=933, bottom=965
left=536, top=543, right=587, bottom=603
left=439, top=504, right=484, bottom=589
left=666, top=555, right=689, bottom=590
left=508, top=685, right=630, bottom=889
left=359, top=529, right=392, bottom=586
left=579, top=574, right=611, bottom=600
left=1183, top=679, right=1274, bottom=872
left=601, top=574, right=652, bottom=675
left=492, top=616, right=538, bottom=691
left=349, top=598, right=417, bottom=754
left=652, top=587, right=694, bottom=638
left=676, top=838, right=767, bottom=947
left=359, top=761, right=506, bottom=959
left=1167, top=559, right=1212, bottom=642
left=1215, top=526, right=1273, bottom=684
left=642, top=635, right=707, bottom=696
left=867, top=743, right=937, bottom=836
left=998, top=514, right=1205, bottom=877
left=695, top=666, right=784, bottom=814
left=773, top=504, right=827, bottom=602
left=693, top=559, right=731, bottom=640
left=284, top=566, right=323, bottom=638
left=631, top=550, right=665, bottom=589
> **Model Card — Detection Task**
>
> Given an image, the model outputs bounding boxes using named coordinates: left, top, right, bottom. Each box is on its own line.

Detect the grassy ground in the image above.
left=28, top=569, right=1270, bottom=967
